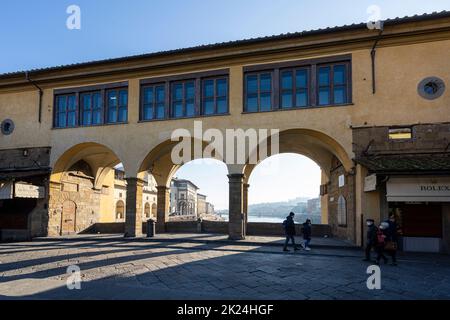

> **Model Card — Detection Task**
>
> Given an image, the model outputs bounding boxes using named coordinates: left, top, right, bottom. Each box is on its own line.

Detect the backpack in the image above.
left=282, top=220, right=288, bottom=229
left=377, top=230, right=385, bottom=244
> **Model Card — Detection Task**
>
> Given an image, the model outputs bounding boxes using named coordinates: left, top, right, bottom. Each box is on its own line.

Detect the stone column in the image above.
left=156, top=186, right=170, bottom=233
left=124, top=178, right=144, bottom=238
left=228, top=174, right=245, bottom=240
left=243, top=183, right=250, bottom=236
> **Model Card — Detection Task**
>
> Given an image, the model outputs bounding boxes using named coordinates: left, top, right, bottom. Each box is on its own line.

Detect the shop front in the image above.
left=386, top=176, right=450, bottom=253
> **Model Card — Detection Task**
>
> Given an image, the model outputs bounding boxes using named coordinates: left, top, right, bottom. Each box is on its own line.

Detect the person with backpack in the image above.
left=283, top=212, right=299, bottom=252
left=301, top=219, right=312, bottom=251
left=375, top=222, right=389, bottom=265
left=363, top=219, right=378, bottom=262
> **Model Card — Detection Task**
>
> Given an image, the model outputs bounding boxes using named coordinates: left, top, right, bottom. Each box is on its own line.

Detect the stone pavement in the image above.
left=0, top=235, right=449, bottom=300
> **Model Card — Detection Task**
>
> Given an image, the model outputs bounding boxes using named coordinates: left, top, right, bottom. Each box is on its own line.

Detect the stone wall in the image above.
left=327, top=157, right=356, bottom=242
left=353, top=124, right=450, bottom=156
left=48, top=172, right=101, bottom=236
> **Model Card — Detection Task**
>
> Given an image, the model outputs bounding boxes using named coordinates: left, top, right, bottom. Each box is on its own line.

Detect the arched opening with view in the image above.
left=242, top=129, right=355, bottom=242
left=49, top=142, right=123, bottom=236
left=247, top=153, right=323, bottom=226
left=137, top=138, right=227, bottom=234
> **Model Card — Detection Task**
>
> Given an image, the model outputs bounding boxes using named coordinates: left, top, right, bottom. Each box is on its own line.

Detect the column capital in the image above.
left=227, top=173, right=245, bottom=181
left=156, top=185, right=170, bottom=191
left=125, top=177, right=146, bottom=186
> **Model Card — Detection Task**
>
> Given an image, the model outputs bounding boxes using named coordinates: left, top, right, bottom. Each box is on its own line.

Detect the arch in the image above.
left=244, top=128, right=353, bottom=181
left=338, top=196, right=347, bottom=226
left=116, top=200, right=125, bottom=221
left=138, top=138, right=226, bottom=188
left=51, top=142, right=123, bottom=189
left=144, top=202, right=151, bottom=219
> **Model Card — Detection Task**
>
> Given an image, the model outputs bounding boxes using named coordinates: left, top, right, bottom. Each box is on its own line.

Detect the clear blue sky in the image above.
left=2, top=1, right=449, bottom=209
left=1, top=0, right=449, bottom=74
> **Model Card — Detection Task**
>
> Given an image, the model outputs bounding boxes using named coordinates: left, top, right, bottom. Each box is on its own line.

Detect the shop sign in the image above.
left=387, top=177, right=450, bottom=202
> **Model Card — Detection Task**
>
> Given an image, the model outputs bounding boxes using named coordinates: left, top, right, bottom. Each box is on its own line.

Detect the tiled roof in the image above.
left=1, top=10, right=450, bottom=78
left=355, top=153, right=450, bottom=172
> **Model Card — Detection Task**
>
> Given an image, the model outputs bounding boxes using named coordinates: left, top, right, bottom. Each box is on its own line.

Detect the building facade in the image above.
left=1, top=12, right=450, bottom=252
left=169, top=179, right=215, bottom=220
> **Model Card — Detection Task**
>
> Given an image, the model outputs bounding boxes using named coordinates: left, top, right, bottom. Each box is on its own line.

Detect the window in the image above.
left=116, top=200, right=125, bottom=221
left=142, top=85, right=166, bottom=120
left=54, top=82, right=128, bottom=129
left=245, top=72, right=273, bottom=112
left=243, top=55, right=351, bottom=113
left=280, top=68, right=309, bottom=109
left=55, top=94, right=77, bottom=128
left=140, top=70, right=229, bottom=121
left=202, top=78, right=228, bottom=115
left=107, top=88, right=128, bottom=123
left=389, top=128, right=412, bottom=140
left=318, top=63, right=349, bottom=106
left=80, top=92, right=103, bottom=126
left=338, top=196, right=347, bottom=226
left=171, top=81, right=196, bottom=118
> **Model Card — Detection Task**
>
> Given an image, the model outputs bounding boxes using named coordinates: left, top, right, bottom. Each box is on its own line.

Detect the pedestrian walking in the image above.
left=363, top=219, right=378, bottom=262
left=302, top=219, right=312, bottom=251
left=283, top=212, right=300, bottom=252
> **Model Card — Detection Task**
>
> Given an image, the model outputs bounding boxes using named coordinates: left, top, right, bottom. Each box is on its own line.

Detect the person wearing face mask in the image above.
left=363, top=219, right=378, bottom=262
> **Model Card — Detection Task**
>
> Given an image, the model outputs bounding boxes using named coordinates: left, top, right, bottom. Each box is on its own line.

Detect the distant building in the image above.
left=307, top=198, right=321, bottom=216
left=169, top=179, right=216, bottom=220
left=114, top=170, right=157, bottom=222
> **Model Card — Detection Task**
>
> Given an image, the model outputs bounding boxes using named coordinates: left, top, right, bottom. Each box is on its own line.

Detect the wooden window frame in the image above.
left=171, top=80, right=197, bottom=119
left=54, top=94, right=78, bottom=128
left=141, top=83, right=166, bottom=121
left=244, top=71, right=274, bottom=113
left=106, top=87, right=128, bottom=124
left=279, top=67, right=311, bottom=109
left=317, top=62, right=351, bottom=107
left=243, top=54, right=352, bottom=113
left=201, top=77, right=229, bottom=116
left=80, top=90, right=103, bottom=127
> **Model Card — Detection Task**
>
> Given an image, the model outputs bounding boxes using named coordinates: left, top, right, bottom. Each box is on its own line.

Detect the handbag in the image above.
left=384, top=241, right=398, bottom=251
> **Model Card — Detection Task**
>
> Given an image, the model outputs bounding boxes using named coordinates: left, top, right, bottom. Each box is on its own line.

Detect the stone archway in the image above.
left=49, top=142, right=123, bottom=237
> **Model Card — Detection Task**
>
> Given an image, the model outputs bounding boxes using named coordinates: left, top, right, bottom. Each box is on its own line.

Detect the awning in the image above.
left=355, top=153, right=450, bottom=174
left=387, top=176, right=450, bottom=202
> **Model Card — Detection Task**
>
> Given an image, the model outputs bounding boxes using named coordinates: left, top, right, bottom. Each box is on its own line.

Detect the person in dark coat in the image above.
left=384, top=214, right=401, bottom=266
left=283, top=212, right=299, bottom=252
left=302, top=219, right=312, bottom=251
left=363, top=219, right=378, bottom=262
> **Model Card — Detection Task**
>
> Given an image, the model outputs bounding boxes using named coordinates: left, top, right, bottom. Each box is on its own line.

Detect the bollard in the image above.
left=147, top=219, right=156, bottom=238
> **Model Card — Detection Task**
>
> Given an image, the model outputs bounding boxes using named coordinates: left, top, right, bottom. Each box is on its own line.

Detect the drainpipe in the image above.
left=371, top=28, right=384, bottom=95
left=25, top=72, right=43, bottom=123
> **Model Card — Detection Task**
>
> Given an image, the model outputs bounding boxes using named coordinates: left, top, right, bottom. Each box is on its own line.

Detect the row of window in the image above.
left=140, top=77, right=228, bottom=121
left=55, top=88, right=128, bottom=128
left=54, top=59, right=351, bottom=128
left=244, top=62, right=350, bottom=112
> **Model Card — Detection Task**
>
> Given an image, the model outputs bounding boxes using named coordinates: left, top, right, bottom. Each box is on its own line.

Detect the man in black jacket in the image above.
left=363, top=219, right=378, bottom=262
left=283, top=212, right=299, bottom=252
